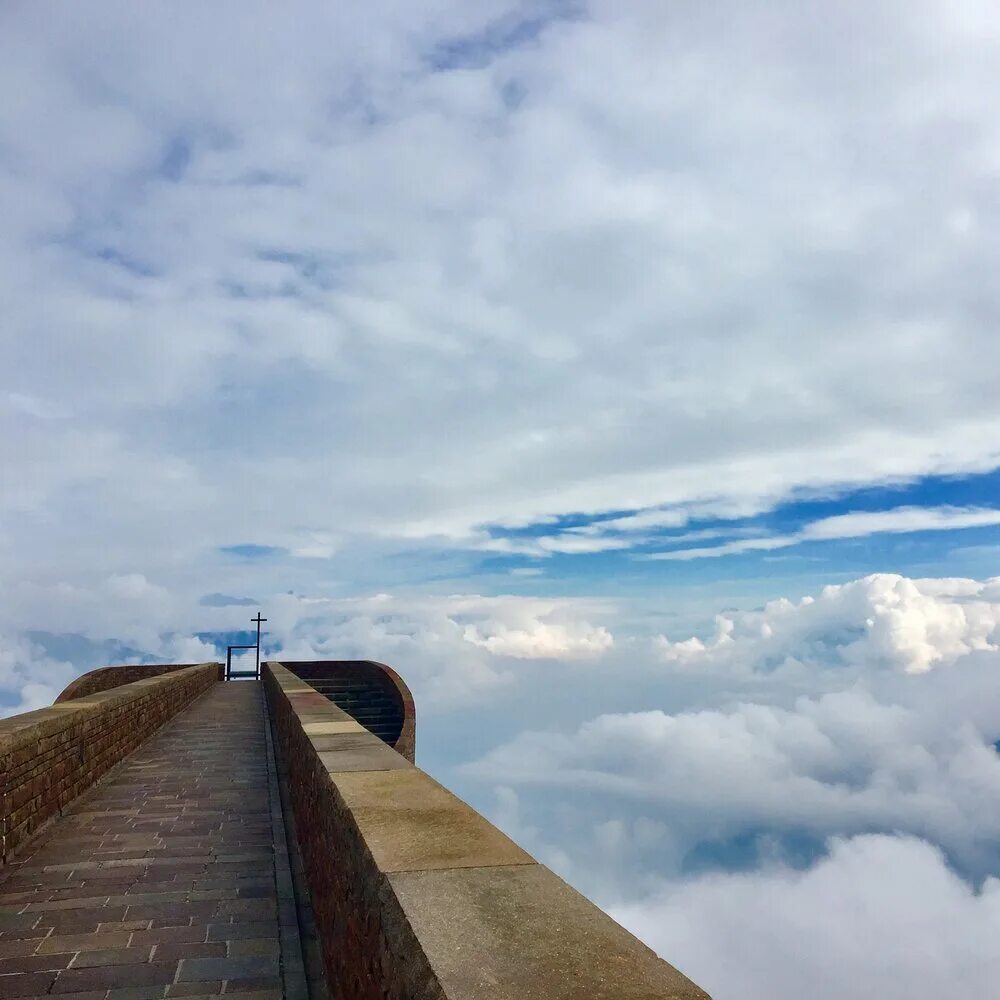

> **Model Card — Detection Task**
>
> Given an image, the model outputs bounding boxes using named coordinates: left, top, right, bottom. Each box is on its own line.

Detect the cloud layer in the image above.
left=3, top=0, right=1000, bottom=588
left=458, top=572, right=1000, bottom=998
left=611, top=834, right=1000, bottom=1000
left=0, top=583, right=615, bottom=714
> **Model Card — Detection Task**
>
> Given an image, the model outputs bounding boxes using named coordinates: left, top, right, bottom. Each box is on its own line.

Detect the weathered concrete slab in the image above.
left=302, top=721, right=365, bottom=736
left=387, top=864, right=711, bottom=1000
left=330, top=769, right=533, bottom=874
left=310, top=731, right=388, bottom=752
left=318, top=745, right=413, bottom=774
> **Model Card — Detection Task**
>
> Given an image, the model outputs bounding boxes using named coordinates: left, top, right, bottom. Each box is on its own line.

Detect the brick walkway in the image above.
left=0, top=683, right=302, bottom=1000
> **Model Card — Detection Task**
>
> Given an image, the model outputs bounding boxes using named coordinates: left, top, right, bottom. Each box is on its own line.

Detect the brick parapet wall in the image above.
left=55, top=662, right=221, bottom=703
left=0, top=663, right=220, bottom=862
left=264, top=660, right=711, bottom=1000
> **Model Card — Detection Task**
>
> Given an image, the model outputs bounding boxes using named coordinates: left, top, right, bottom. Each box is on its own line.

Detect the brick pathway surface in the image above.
left=0, top=683, right=300, bottom=1000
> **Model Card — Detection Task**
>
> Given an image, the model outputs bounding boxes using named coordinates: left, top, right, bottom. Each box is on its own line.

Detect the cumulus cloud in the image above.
left=0, top=580, right=617, bottom=716
left=264, top=591, right=616, bottom=707
left=0, top=620, right=219, bottom=719
left=464, top=574, right=1000, bottom=899
left=0, top=634, right=77, bottom=714
left=611, top=834, right=1000, bottom=1000
left=465, top=680, right=1000, bottom=875
left=462, top=618, right=613, bottom=658
left=656, top=572, right=1000, bottom=674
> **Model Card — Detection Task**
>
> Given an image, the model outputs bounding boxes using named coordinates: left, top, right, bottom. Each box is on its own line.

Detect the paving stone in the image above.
left=39, top=932, right=132, bottom=954
left=69, top=947, right=153, bottom=968
left=149, top=916, right=202, bottom=930
left=0, top=892, right=41, bottom=906
left=106, top=987, right=172, bottom=1000
left=35, top=992, right=106, bottom=1000
left=0, top=970, right=58, bottom=997
left=0, top=953, right=73, bottom=974
left=0, top=918, right=37, bottom=934
left=131, top=928, right=207, bottom=948
left=0, top=943, right=38, bottom=961
left=176, top=955, right=277, bottom=982
left=109, top=893, right=188, bottom=906
left=225, top=939, right=279, bottom=958
left=0, top=927, right=46, bottom=941
left=98, top=920, right=151, bottom=933
left=166, top=982, right=223, bottom=996
left=219, top=992, right=281, bottom=1000
left=37, top=908, right=128, bottom=932
left=22, top=897, right=110, bottom=913
left=204, top=922, right=276, bottom=942
left=125, top=903, right=218, bottom=922
left=213, top=900, right=275, bottom=918
left=152, top=944, right=225, bottom=963
left=53, top=960, right=179, bottom=992
left=223, top=977, right=283, bottom=994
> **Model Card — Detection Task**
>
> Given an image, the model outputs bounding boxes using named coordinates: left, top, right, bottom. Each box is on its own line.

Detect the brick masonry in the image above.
left=55, top=664, right=222, bottom=705
left=0, top=682, right=300, bottom=1000
left=1, top=665, right=221, bottom=862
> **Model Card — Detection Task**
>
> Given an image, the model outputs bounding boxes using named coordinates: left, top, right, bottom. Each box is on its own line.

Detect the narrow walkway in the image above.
left=0, top=684, right=301, bottom=999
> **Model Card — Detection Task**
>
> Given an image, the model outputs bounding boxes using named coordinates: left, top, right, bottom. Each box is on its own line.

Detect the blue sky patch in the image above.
left=219, top=544, right=287, bottom=559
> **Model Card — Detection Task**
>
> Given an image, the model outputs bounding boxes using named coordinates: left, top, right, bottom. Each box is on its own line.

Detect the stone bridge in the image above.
left=0, top=661, right=710, bottom=999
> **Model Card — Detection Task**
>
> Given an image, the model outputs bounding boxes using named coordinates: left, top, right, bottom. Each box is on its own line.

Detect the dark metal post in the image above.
left=251, top=613, right=267, bottom=679
left=226, top=646, right=232, bottom=681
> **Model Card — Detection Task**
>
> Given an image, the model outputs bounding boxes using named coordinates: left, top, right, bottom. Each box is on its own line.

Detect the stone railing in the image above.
left=55, top=662, right=209, bottom=702
left=264, top=660, right=710, bottom=1000
left=0, top=662, right=220, bottom=862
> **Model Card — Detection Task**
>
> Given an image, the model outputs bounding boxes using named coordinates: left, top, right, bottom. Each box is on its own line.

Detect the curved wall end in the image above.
left=276, top=659, right=415, bottom=762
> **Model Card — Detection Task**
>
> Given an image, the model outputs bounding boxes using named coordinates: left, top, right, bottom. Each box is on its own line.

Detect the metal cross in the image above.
left=252, top=613, right=267, bottom=673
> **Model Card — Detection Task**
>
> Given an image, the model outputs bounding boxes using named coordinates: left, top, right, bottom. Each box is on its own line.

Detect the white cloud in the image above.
left=611, top=834, right=1000, bottom=1000
left=462, top=619, right=613, bottom=658
left=645, top=506, right=1000, bottom=560
left=463, top=575, right=1000, bottom=900
left=479, top=534, right=636, bottom=556
left=656, top=573, right=1000, bottom=674
left=0, top=575, right=619, bottom=715
left=645, top=535, right=794, bottom=561
left=0, top=588, right=618, bottom=719
left=0, top=634, right=76, bottom=715
left=571, top=507, right=692, bottom=535
left=465, top=680, right=1000, bottom=871
left=249, top=591, right=619, bottom=711
left=804, top=506, right=1000, bottom=540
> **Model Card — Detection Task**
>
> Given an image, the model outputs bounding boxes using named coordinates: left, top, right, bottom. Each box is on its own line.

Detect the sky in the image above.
left=2, top=2, right=1000, bottom=996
